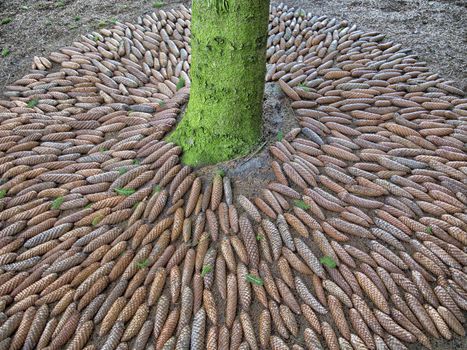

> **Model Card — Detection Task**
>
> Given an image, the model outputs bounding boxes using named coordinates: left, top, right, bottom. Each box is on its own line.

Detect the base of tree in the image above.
left=192, top=82, right=299, bottom=199
left=166, top=111, right=260, bottom=166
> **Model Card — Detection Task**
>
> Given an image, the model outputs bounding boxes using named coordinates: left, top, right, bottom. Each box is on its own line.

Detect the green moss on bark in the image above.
left=167, top=0, right=270, bottom=166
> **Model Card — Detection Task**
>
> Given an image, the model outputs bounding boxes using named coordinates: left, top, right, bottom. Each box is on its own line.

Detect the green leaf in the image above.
left=176, top=77, right=185, bottom=91
left=0, top=189, right=7, bottom=199
left=118, top=167, right=128, bottom=175
left=136, top=259, right=149, bottom=269
left=320, top=256, right=337, bottom=268
left=92, top=215, right=102, bottom=226
left=294, top=199, right=310, bottom=210
left=201, top=265, right=213, bottom=277
left=132, top=159, right=140, bottom=165
left=1, top=48, right=10, bottom=58
left=74, top=16, right=81, bottom=21
left=425, top=226, right=432, bottom=234
left=99, top=147, right=108, bottom=153
left=115, top=188, right=136, bottom=196
left=153, top=1, right=165, bottom=9
left=84, top=203, right=92, bottom=209
left=276, top=130, right=284, bottom=141
left=298, top=83, right=311, bottom=91
left=98, top=20, right=107, bottom=28
left=1, top=18, right=12, bottom=25
left=158, top=100, right=166, bottom=107
left=27, top=98, right=39, bottom=108
left=256, top=234, right=264, bottom=241
left=51, top=196, right=65, bottom=210
left=246, top=274, right=263, bottom=286
left=110, top=18, right=117, bottom=25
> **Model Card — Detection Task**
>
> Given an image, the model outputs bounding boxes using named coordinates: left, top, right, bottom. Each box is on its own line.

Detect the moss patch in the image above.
left=167, top=0, right=269, bottom=166
left=167, top=109, right=260, bottom=166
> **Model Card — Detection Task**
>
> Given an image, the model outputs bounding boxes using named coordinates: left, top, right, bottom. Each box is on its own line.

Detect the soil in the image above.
left=0, top=1, right=466, bottom=349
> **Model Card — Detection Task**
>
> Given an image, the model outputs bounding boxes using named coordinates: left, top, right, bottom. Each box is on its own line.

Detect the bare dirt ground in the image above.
left=0, top=1, right=465, bottom=349
left=0, top=0, right=466, bottom=93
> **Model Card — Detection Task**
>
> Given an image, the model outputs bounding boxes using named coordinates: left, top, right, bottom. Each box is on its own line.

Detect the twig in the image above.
left=240, top=141, right=267, bottom=165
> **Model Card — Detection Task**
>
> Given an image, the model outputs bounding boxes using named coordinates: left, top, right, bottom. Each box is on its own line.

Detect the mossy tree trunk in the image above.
left=167, top=0, right=270, bottom=166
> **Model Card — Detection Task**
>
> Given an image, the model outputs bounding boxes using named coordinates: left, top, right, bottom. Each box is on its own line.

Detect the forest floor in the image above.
left=0, top=1, right=465, bottom=350
left=0, top=0, right=465, bottom=93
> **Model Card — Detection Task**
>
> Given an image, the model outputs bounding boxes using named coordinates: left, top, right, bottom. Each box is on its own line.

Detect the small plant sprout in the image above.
left=1, top=48, right=10, bottom=58
left=246, top=274, right=263, bottom=286
left=27, top=98, right=39, bottom=108
left=293, top=199, right=310, bottom=210
left=298, top=82, right=310, bottom=91
left=118, top=167, right=128, bottom=175
left=153, top=1, right=165, bottom=9
left=158, top=100, right=166, bottom=107
left=92, top=215, right=103, bottom=226
left=0, top=189, right=7, bottom=199
left=132, top=159, right=140, bottom=165
left=320, top=256, right=337, bottom=268
left=153, top=185, right=162, bottom=195
left=276, top=130, right=284, bottom=141
left=176, top=77, right=186, bottom=90
left=201, top=265, right=213, bottom=277
left=99, top=147, right=108, bottom=153
left=425, top=226, right=433, bottom=234
left=256, top=234, right=264, bottom=241
left=74, top=16, right=81, bottom=21
left=98, top=20, right=107, bottom=28
left=1, top=18, right=12, bottom=25
left=215, top=168, right=225, bottom=177
left=84, top=203, right=92, bottom=209
left=136, top=259, right=149, bottom=269
left=56, top=0, right=65, bottom=8
left=115, top=188, right=136, bottom=196
left=51, top=196, right=65, bottom=210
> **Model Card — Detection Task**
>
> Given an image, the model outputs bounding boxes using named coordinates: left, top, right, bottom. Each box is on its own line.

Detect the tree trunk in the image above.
left=167, top=0, right=270, bottom=166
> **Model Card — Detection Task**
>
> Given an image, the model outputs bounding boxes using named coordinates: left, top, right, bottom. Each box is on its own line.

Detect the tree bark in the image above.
left=167, top=0, right=270, bottom=166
